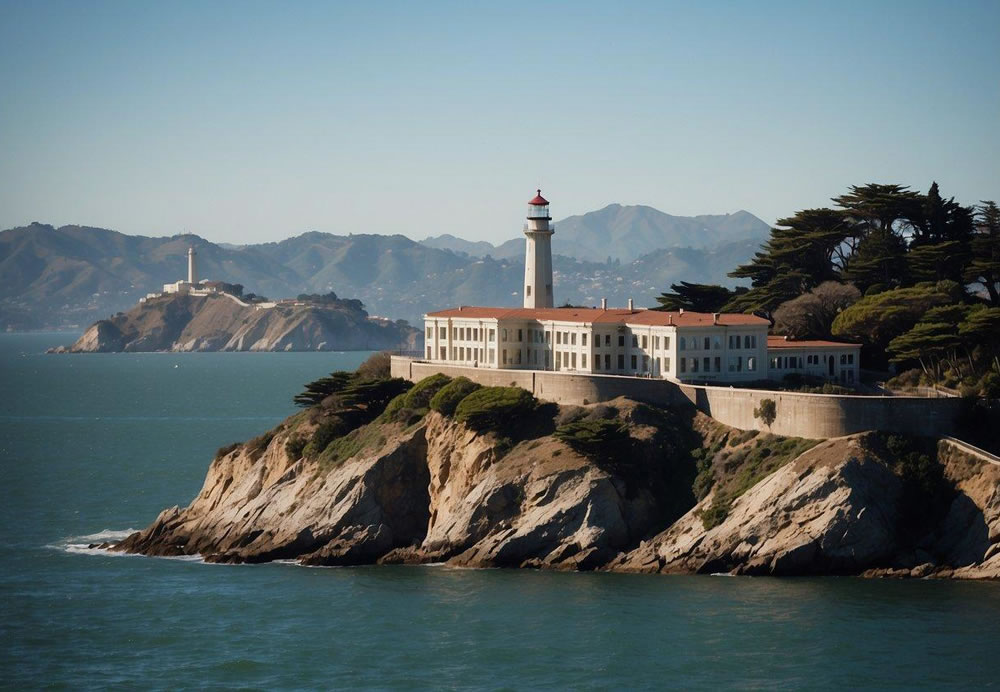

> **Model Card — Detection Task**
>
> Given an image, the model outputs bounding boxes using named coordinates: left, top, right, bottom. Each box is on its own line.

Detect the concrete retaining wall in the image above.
left=390, top=357, right=965, bottom=439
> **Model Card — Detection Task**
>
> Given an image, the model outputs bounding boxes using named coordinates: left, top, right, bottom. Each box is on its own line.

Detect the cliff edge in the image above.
left=111, top=372, right=1000, bottom=578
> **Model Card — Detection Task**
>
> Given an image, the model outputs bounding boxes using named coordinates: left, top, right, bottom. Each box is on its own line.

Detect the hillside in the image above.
left=106, top=370, right=1000, bottom=578
left=420, top=205, right=771, bottom=263
left=51, top=293, right=420, bottom=353
left=1, top=205, right=769, bottom=330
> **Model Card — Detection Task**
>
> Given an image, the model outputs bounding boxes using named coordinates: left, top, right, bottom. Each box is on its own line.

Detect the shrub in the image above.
left=215, top=442, right=242, bottom=459
left=355, top=351, right=392, bottom=381
left=303, top=417, right=352, bottom=458
left=554, top=418, right=632, bottom=462
left=754, top=398, right=777, bottom=427
left=700, top=497, right=731, bottom=530
left=246, top=431, right=276, bottom=462
left=285, top=433, right=307, bottom=460
left=429, top=377, right=482, bottom=416
left=401, top=373, right=451, bottom=410
left=454, top=386, right=537, bottom=431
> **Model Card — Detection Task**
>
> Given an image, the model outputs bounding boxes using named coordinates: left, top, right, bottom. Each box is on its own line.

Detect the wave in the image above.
left=50, top=528, right=209, bottom=563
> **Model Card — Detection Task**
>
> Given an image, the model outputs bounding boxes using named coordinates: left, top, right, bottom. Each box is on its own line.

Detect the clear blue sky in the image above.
left=1, top=0, right=997, bottom=245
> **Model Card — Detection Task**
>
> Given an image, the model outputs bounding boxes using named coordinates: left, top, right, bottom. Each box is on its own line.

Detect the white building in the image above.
left=163, top=246, right=218, bottom=295
left=420, top=190, right=862, bottom=386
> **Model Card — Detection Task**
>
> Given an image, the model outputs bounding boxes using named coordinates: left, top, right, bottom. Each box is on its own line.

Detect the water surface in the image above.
left=2, top=333, right=998, bottom=689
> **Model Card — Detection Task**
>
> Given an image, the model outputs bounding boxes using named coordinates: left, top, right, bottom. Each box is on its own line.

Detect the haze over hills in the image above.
left=420, top=204, right=770, bottom=262
left=0, top=206, right=771, bottom=331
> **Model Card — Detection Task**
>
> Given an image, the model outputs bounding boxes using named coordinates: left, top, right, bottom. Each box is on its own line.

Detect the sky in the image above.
left=0, top=0, right=997, bottom=245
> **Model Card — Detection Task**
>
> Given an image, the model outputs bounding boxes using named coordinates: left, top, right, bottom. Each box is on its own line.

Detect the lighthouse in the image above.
left=523, top=189, right=554, bottom=308
left=187, top=246, right=198, bottom=285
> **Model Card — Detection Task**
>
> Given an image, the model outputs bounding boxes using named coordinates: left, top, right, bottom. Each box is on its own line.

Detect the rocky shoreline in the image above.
left=108, top=374, right=1000, bottom=579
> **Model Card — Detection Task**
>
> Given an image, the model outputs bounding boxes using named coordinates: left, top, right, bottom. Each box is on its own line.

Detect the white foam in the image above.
left=75, top=528, right=138, bottom=542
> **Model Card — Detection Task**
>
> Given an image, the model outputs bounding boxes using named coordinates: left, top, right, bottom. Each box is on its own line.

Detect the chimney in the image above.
left=713, top=312, right=720, bottom=325
left=627, top=298, right=634, bottom=311
left=601, top=298, right=607, bottom=310
left=668, top=314, right=673, bottom=325
left=679, top=308, right=684, bottom=315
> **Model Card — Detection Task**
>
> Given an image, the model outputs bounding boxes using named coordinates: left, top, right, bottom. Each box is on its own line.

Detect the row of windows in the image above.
left=771, top=353, right=856, bottom=369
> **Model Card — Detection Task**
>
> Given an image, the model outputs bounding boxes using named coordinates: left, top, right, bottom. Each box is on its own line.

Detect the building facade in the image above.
left=420, top=191, right=862, bottom=386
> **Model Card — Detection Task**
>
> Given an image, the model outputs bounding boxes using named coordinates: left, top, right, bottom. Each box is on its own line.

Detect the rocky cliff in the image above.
left=110, top=376, right=1000, bottom=579
left=51, top=293, right=420, bottom=352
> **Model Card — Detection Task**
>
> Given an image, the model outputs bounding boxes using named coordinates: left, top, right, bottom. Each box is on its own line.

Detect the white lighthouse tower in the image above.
left=187, top=246, right=198, bottom=285
left=523, top=189, right=554, bottom=308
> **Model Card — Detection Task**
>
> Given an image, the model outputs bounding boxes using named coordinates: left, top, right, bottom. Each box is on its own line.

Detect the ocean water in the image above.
left=2, top=333, right=1000, bottom=690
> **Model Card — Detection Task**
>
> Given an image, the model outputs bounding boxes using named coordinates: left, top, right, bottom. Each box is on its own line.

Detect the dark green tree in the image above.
left=654, top=282, right=745, bottom=313
left=965, top=201, right=1000, bottom=305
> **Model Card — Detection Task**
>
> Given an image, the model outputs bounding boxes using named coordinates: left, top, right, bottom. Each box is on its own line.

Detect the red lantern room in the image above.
left=527, top=189, right=550, bottom=219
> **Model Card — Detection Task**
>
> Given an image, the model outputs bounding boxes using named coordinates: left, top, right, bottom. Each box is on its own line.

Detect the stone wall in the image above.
left=391, top=357, right=965, bottom=439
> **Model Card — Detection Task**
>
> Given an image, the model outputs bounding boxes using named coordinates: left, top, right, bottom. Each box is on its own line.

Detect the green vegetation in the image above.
left=696, top=434, right=818, bottom=530
left=859, top=433, right=954, bottom=538
left=429, top=376, right=482, bottom=415
left=246, top=430, right=276, bottom=462
left=378, top=374, right=452, bottom=425
left=214, top=442, right=242, bottom=460
left=753, top=399, right=777, bottom=427
left=554, top=418, right=633, bottom=465
left=318, top=424, right=389, bottom=468
left=659, top=181, right=997, bottom=396
left=284, top=433, right=307, bottom=460
left=453, top=386, right=538, bottom=432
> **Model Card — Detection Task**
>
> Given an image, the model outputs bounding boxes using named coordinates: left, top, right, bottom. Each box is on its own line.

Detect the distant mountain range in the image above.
left=421, top=205, right=769, bottom=263
left=0, top=205, right=770, bottom=331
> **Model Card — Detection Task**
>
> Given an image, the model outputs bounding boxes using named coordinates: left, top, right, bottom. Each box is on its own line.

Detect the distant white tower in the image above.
left=187, top=246, right=198, bottom=284
left=523, top=189, right=554, bottom=308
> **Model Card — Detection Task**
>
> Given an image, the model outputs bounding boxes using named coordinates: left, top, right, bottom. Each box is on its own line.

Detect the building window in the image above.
left=664, top=336, right=670, bottom=350
left=489, top=329, right=495, bottom=342
left=440, top=327, right=446, bottom=339
left=848, top=353, right=854, bottom=364
left=605, top=334, right=611, bottom=346
left=556, top=352, right=561, bottom=368
left=594, top=355, right=600, bottom=371
left=631, top=355, right=637, bottom=370
left=556, top=332, right=561, bottom=345
left=692, top=358, right=699, bottom=373
left=654, top=336, right=660, bottom=350
left=714, top=336, right=721, bottom=350
left=582, top=333, right=587, bottom=347
left=618, top=354, right=625, bottom=370
left=632, top=335, right=638, bottom=348
left=714, top=356, right=721, bottom=372
left=571, top=333, right=576, bottom=346
left=840, top=354, right=846, bottom=365
left=643, top=355, right=649, bottom=371
left=703, top=357, right=710, bottom=372
left=426, top=327, right=432, bottom=339
left=526, top=285, right=531, bottom=296
left=545, top=351, right=549, bottom=368
left=618, top=335, right=625, bottom=347
left=642, top=335, right=648, bottom=349
left=502, top=349, right=507, bottom=365
left=582, top=353, right=587, bottom=369
left=502, top=329, right=507, bottom=342
left=680, top=336, right=686, bottom=350
left=517, top=329, right=523, bottom=342
left=545, top=331, right=551, bottom=344
left=440, top=347, right=446, bottom=359
left=704, top=337, right=710, bottom=350
left=680, top=358, right=687, bottom=374
left=748, top=357, right=756, bottom=372
left=571, top=352, right=577, bottom=368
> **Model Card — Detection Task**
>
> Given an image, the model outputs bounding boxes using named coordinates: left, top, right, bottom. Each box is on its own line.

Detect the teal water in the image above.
left=2, top=333, right=999, bottom=690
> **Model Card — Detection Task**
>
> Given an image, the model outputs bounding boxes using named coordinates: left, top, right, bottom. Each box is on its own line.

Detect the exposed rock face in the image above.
left=112, top=398, right=1000, bottom=579
left=51, top=293, right=420, bottom=353
left=613, top=436, right=1000, bottom=578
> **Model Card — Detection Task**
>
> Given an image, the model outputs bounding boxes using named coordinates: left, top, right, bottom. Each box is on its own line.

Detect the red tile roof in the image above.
left=426, top=306, right=769, bottom=327
left=767, top=336, right=861, bottom=349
